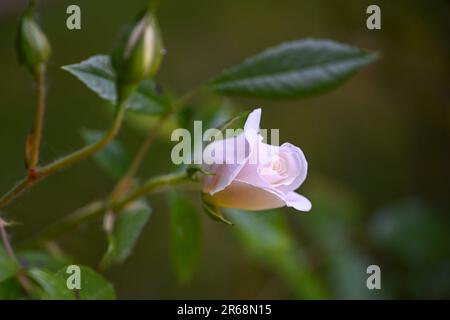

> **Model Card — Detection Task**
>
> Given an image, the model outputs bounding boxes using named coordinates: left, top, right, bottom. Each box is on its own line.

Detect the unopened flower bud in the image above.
left=112, top=11, right=164, bottom=101
left=16, top=3, right=51, bottom=77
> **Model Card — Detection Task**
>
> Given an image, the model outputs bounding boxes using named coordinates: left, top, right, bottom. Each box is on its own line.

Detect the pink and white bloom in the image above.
left=203, top=108, right=311, bottom=212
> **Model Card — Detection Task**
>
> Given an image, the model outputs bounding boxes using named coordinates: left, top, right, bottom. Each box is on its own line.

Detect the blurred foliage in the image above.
left=1, top=244, right=116, bottom=300
left=227, top=209, right=328, bottom=299
left=81, top=128, right=131, bottom=180
left=101, top=200, right=152, bottom=269
left=0, top=246, right=18, bottom=282
left=369, top=198, right=450, bottom=298
left=29, top=265, right=115, bottom=299
left=168, top=192, right=202, bottom=283
left=303, top=179, right=387, bottom=299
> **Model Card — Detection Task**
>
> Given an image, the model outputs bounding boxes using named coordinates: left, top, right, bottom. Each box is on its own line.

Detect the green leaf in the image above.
left=226, top=209, right=327, bottom=299
left=62, top=55, right=169, bottom=114
left=201, top=193, right=233, bottom=225
left=17, top=250, right=71, bottom=272
left=0, top=245, right=18, bottom=282
left=209, top=39, right=378, bottom=99
left=57, top=266, right=115, bottom=300
left=29, top=266, right=116, bottom=300
left=168, top=192, right=202, bottom=283
left=101, top=201, right=152, bottom=268
left=0, top=278, right=24, bottom=300
left=81, top=129, right=131, bottom=180
left=28, top=268, right=74, bottom=300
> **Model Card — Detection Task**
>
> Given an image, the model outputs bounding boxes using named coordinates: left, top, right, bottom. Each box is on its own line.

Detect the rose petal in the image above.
left=210, top=180, right=285, bottom=211
left=203, top=134, right=250, bottom=194
left=243, top=108, right=261, bottom=150
left=234, top=144, right=311, bottom=212
left=244, top=108, right=262, bottom=132
left=276, top=143, right=308, bottom=193
left=203, top=108, right=262, bottom=195
left=283, top=192, right=312, bottom=212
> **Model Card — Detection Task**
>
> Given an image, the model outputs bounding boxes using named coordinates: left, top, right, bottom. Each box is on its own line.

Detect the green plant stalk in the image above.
left=35, top=172, right=192, bottom=243
left=39, top=101, right=127, bottom=178
left=108, top=110, right=171, bottom=202
left=29, top=68, right=46, bottom=168
left=0, top=99, right=128, bottom=210
left=34, top=87, right=202, bottom=247
left=109, top=87, right=202, bottom=203
left=116, top=172, right=191, bottom=210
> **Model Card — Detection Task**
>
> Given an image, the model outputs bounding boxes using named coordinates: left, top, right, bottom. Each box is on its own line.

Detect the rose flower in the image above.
left=203, top=108, right=311, bottom=212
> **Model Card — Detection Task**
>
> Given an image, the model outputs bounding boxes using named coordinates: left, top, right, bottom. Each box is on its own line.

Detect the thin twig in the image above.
left=29, top=69, right=46, bottom=168
left=34, top=172, right=192, bottom=243
left=0, top=218, right=17, bottom=260
left=109, top=87, right=202, bottom=203
left=0, top=217, right=34, bottom=295
left=0, top=178, right=32, bottom=211
left=0, top=99, right=128, bottom=210
left=109, top=111, right=171, bottom=202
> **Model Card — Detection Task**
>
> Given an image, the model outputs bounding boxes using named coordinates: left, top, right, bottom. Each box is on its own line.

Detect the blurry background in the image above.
left=0, top=0, right=449, bottom=299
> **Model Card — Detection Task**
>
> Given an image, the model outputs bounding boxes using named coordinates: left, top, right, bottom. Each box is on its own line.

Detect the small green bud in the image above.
left=112, top=11, right=164, bottom=98
left=16, top=4, right=51, bottom=77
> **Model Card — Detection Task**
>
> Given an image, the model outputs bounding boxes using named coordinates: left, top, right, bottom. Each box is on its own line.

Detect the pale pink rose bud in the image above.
left=203, top=108, right=312, bottom=212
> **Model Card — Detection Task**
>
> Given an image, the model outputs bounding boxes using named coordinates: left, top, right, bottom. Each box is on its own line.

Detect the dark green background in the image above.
left=0, top=0, right=449, bottom=299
